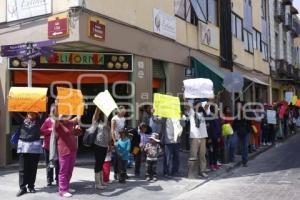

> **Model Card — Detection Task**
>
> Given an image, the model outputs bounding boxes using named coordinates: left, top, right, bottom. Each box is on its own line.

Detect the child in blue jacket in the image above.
left=115, top=129, right=131, bottom=183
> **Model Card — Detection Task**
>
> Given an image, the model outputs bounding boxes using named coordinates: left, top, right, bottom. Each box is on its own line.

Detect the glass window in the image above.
left=262, top=0, right=267, bottom=19
left=244, top=29, right=254, bottom=53
left=190, top=0, right=206, bottom=22
left=208, top=0, right=218, bottom=25
left=253, top=29, right=261, bottom=51
left=262, top=42, right=268, bottom=60
left=231, top=13, right=236, bottom=36
left=175, top=0, right=186, bottom=19
left=236, top=17, right=243, bottom=40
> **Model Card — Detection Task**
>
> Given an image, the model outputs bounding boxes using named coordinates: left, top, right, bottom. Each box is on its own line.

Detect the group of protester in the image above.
left=14, top=98, right=299, bottom=198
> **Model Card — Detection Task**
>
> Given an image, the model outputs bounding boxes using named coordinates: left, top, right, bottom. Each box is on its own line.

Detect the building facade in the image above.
left=0, top=0, right=299, bottom=166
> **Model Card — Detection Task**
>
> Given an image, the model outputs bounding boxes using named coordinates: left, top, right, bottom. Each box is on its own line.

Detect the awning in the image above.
left=243, top=75, right=269, bottom=86
left=191, top=57, right=224, bottom=94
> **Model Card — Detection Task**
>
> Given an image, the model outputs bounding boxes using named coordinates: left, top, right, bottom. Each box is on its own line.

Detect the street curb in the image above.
left=185, top=133, right=298, bottom=192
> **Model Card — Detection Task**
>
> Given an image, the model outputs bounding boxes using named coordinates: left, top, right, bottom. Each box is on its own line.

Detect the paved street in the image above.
left=0, top=134, right=298, bottom=200
left=176, top=133, right=300, bottom=200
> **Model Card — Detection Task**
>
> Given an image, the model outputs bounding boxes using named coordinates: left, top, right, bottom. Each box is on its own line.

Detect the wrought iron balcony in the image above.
left=274, top=2, right=285, bottom=22
left=282, top=0, right=293, bottom=6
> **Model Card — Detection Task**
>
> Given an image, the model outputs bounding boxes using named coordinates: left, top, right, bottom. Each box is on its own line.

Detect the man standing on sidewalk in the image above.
left=188, top=100, right=209, bottom=178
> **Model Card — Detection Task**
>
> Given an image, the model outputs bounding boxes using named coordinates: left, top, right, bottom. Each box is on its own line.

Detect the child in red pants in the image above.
left=103, top=151, right=111, bottom=183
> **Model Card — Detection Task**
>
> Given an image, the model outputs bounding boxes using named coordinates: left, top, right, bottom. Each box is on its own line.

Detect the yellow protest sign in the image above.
left=57, top=87, right=84, bottom=116
left=93, top=90, right=118, bottom=117
left=153, top=93, right=181, bottom=119
left=8, top=87, right=48, bottom=112
left=292, top=96, right=298, bottom=105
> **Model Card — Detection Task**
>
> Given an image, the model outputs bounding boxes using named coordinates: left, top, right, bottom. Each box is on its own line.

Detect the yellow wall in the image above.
left=252, top=0, right=262, bottom=31
left=232, top=38, right=254, bottom=70
left=254, top=50, right=270, bottom=75
left=231, top=0, right=244, bottom=17
left=294, top=37, right=300, bottom=47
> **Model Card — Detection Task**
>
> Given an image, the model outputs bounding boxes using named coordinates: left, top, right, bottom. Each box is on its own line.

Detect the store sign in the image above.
left=7, top=0, right=52, bottom=22
left=153, top=8, right=176, bottom=40
left=9, top=52, right=133, bottom=72
left=48, top=13, right=69, bottom=38
left=88, top=17, right=106, bottom=41
left=200, top=22, right=219, bottom=49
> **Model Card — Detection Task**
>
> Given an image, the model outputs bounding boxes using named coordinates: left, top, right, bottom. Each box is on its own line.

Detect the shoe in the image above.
left=199, top=172, right=208, bottom=178
left=60, top=192, right=72, bottom=198
left=47, top=182, right=53, bottom=187
left=217, top=161, right=222, bottom=167
left=214, top=164, right=220, bottom=170
left=210, top=165, right=217, bottom=171
left=146, top=177, right=151, bottom=181
left=16, top=189, right=27, bottom=197
left=119, top=179, right=126, bottom=184
left=153, top=177, right=157, bottom=181
left=125, top=174, right=130, bottom=179
left=114, top=173, right=118, bottom=180
left=28, top=188, right=36, bottom=193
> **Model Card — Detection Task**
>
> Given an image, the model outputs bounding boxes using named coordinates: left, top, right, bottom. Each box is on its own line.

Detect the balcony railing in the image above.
left=282, top=0, right=293, bottom=6
left=291, top=18, right=299, bottom=37
left=284, top=14, right=293, bottom=30
left=274, top=2, right=285, bottom=22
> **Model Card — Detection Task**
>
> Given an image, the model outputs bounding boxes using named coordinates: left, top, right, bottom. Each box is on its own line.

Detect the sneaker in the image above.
left=68, top=188, right=76, bottom=193
left=146, top=177, right=151, bottom=181
left=210, top=165, right=217, bottom=171
left=60, top=192, right=72, bottom=198
left=47, top=182, right=53, bottom=187
left=153, top=177, right=157, bottom=181
left=125, top=174, right=130, bottom=179
left=217, top=161, right=222, bottom=167
left=16, top=189, right=27, bottom=197
left=199, top=172, right=208, bottom=178
left=214, top=164, right=220, bottom=170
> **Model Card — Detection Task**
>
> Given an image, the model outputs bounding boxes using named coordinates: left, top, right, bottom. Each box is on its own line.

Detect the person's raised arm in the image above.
left=111, top=119, right=116, bottom=144
left=92, top=107, right=101, bottom=123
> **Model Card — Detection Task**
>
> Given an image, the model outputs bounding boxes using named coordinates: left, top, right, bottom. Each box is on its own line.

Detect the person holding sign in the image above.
left=87, top=107, right=111, bottom=190
left=53, top=104, right=82, bottom=198
left=16, top=112, right=43, bottom=197
left=111, top=106, right=126, bottom=180
left=188, top=100, right=209, bottom=178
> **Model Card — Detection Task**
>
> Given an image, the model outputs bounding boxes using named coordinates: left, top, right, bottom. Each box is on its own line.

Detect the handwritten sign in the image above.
left=183, top=78, right=214, bottom=99
left=153, top=93, right=181, bottom=119
left=285, top=92, right=293, bottom=103
left=93, top=90, right=118, bottom=117
left=57, top=87, right=84, bottom=116
left=8, top=87, right=48, bottom=112
left=267, top=110, right=277, bottom=125
left=292, top=96, right=298, bottom=105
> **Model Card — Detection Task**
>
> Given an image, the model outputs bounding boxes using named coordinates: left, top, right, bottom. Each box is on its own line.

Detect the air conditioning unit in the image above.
left=68, top=0, right=84, bottom=8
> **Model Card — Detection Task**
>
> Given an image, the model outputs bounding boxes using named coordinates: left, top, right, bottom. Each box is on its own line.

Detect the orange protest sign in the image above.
left=57, top=87, right=84, bottom=116
left=296, top=99, right=300, bottom=107
left=8, top=87, right=48, bottom=112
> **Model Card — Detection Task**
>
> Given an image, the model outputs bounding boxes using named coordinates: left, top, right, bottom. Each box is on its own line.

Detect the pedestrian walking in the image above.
left=144, top=133, right=161, bottom=181
left=232, top=101, right=252, bottom=167
left=115, top=129, right=131, bottom=183
left=40, top=105, right=59, bottom=187
left=54, top=106, right=82, bottom=198
left=188, top=100, right=209, bottom=178
left=16, top=112, right=43, bottom=197
left=88, top=107, right=111, bottom=190
left=111, top=106, right=126, bottom=180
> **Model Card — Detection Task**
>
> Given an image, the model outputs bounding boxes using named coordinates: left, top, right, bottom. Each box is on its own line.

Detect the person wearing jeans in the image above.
left=232, top=101, right=252, bottom=167
left=224, top=133, right=237, bottom=162
left=161, top=118, right=183, bottom=176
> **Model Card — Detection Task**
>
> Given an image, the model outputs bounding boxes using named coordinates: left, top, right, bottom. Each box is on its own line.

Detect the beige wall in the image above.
left=0, top=0, right=5, bottom=23
left=165, top=63, right=186, bottom=97
left=232, top=38, right=254, bottom=70
left=254, top=50, right=270, bottom=75
left=252, top=0, right=262, bottom=31
left=231, top=0, right=244, bottom=17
